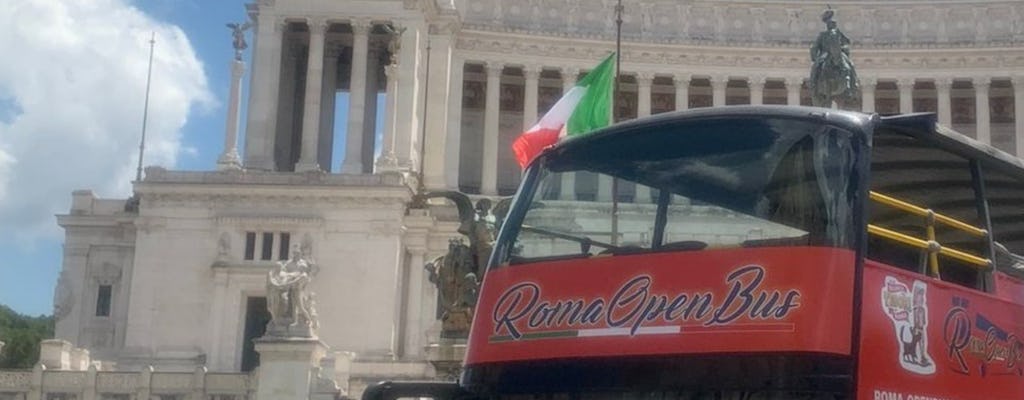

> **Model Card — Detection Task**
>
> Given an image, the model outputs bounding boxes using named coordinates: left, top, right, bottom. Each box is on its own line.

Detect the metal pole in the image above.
left=610, top=0, right=623, bottom=246
left=136, top=32, right=156, bottom=182
left=417, top=34, right=432, bottom=195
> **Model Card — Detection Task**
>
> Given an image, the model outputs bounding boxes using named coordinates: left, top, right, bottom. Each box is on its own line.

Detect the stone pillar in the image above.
left=296, top=18, right=328, bottom=172
left=394, top=21, right=426, bottom=171
left=1014, top=76, right=1024, bottom=157
left=559, top=67, right=579, bottom=200
left=785, top=77, right=802, bottom=105
left=861, top=77, right=877, bottom=113
left=317, top=44, right=340, bottom=171
left=361, top=48, right=381, bottom=174
left=376, top=64, right=400, bottom=170
left=244, top=16, right=284, bottom=170
left=423, top=23, right=456, bottom=190
left=39, top=339, right=72, bottom=370
left=254, top=339, right=328, bottom=400
left=341, top=20, right=372, bottom=174
left=635, top=72, right=653, bottom=203
left=208, top=271, right=229, bottom=370
left=445, top=57, right=465, bottom=189
left=974, top=76, right=991, bottom=144
left=674, top=74, right=690, bottom=111
left=711, top=75, right=727, bottom=107
left=523, top=65, right=541, bottom=129
left=218, top=59, right=245, bottom=170
left=897, top=78, right=915, bottom=114
left=482, top=62, right=503, bottom=195
left=935, top=77, right=953, bottom=126
left=403, top=244, right=428, bottom=359
left=749, top=76, right=765, bottom=105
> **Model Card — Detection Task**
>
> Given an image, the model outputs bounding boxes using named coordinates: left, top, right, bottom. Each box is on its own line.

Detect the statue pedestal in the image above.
left=425, top=338, right=467, bottom=381
left=254, top=338, right=328, bottom=400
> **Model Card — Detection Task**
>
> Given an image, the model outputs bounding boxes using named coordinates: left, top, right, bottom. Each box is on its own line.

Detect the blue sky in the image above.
left=0, top=0, right=373, bottom=316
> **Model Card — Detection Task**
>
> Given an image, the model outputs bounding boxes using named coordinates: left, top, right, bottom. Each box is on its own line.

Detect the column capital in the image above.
left=784, top=76, right=804, bottom=88
left=860, top=76, right=878, bottom=88
left=522, top=64, right=542, bottom=80
left=1012, top=76, right=1024, bottom=89
left=933, top=77, right=953, bottom=91
left=561, top=66, right=580, bottom=83
left=973, top=76, right=992, bottom=90
left=485, top=62, right=504, bottom=76
left=306, top=17, right=328, bottom=34
left=709, top=75, right=729, bottom=88
left=747, top=75, right=766, bottom=89
left=635, top=72, right=655, bottom=86
left=350, top=18, right=373, bottom=35
left=896, top=78, right=915, bottom=90
left=673, top=73, right=691, bottom=87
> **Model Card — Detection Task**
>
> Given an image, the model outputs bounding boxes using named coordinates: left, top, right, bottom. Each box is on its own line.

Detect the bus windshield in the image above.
left=500, top=116, right=862, bottom=265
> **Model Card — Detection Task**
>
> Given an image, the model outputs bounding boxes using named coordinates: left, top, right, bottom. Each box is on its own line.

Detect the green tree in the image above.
left=0, top=305, right=54, bottom=369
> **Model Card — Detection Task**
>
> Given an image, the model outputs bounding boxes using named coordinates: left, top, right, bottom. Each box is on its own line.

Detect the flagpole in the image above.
left=610, top=0, right=623, bottom=246
left=136, top=32, right=156, bottom=182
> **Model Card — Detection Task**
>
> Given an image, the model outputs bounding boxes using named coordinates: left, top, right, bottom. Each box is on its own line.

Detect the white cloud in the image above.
left=0, top=0, right=212, bottom=242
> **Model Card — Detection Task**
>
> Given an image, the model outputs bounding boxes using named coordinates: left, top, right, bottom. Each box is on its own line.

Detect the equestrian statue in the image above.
left=809, top=7, right=860, bottom=109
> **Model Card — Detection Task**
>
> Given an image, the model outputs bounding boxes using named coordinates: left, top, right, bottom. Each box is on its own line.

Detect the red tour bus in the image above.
left=365, top=106, right=1024, bottom=400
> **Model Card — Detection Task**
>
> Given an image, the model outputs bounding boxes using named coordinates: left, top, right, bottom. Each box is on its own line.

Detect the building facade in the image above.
left=37, top=0, right=1024, bottom=396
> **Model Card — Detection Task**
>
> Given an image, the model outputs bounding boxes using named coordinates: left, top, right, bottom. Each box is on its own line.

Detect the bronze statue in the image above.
left=417, top=191, right=512, bottom=338
left=226, top=21, right=252, bottom=61
left=809, top=7, right=860, bottom=109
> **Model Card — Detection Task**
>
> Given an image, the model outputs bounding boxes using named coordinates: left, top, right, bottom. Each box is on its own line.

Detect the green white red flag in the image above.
left=512, top=53, right=616, bottom=168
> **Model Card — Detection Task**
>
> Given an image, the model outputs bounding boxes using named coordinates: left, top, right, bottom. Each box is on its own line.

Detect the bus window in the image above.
left=983, top=166, right=1024, bottom=279
left=868, top=128, right=989, bottom=290
left=503, top=117, right=859, bottom=265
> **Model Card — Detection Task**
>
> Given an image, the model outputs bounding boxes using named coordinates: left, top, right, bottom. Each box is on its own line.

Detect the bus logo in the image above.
left=881, top=276, right=935, bottom=375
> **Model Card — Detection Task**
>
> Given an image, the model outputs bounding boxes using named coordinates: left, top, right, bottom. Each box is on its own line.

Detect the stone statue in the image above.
left=213, top=232, right=231, bottom=266
left=266, top=244, right=320, bottom=338
left=381, top=23, right=406, bottom=65
left=226, top=21, right=252, bottom=61
left=809, top=7, right=860, bottom=109
left=417, top=191, right=511, bottom=338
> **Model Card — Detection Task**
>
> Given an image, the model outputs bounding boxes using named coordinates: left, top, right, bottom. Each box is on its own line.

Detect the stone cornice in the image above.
left=455, top=29, right=1024, bottom=77
left=458, top=0, right=1023, bottom=49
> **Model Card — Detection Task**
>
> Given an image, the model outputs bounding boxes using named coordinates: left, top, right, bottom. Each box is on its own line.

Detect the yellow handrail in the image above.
left=869, top=191, right=987, bottom=237
left=868, top=191, right=992, bottom=276
left=867, top=224, right=991, bottom=268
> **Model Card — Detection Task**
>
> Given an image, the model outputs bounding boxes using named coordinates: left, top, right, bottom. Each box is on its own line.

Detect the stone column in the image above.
left=897, top=78, right=915, bottom=114
left=635, top=72, right=653, bottom=203
left=674, top=74, right=690, bottom=111
left=243, top=16, right=285, bottom=170
left=361, top=48, right=381, bottom=174
left=975, top=77, right=992, bottom=144
left=445, top=57, right=465, bottom=189
left=317, top=43, right=341, bottom=171
left=296, top=18, right=328, bottom=172
left=1014, top=76, right=1024, bottom=157
left=749, top=76, right=765, bottom=105
left=254, top=339, right=328, bottom=400
left=394, top=21, right=426, bottom=171
left=523, top=65, right=541, bottom=129
left=207, top=272, right=229, bottom=370
left=559, top=67, right=579, bottom=200
left=861, top=77, right=877, bottom=113
left=341, top=20, right=372, bottom=174
left=482, top=62, right=503, bottom=195
left=711, top=75, right=727, bottom=107
left=217, top=58, right=245, bottom=170
left=785, top=77, right=802, bottom=105
left=403, top=245, right=428, bottom=359
left=423, top=23, right=456, bottom=190
left=376, top=64, right=400, bottom=170
left=935, top=77, right=953, bottom=126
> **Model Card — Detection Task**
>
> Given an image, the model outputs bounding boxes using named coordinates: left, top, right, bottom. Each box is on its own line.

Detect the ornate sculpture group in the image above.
left=226, top=21, right=252, bottom=61
left=809, top=7, right=860, bottom=109
left=418, top=192, right=510, bottom=338
left=266, top=244, right=320, bottom=338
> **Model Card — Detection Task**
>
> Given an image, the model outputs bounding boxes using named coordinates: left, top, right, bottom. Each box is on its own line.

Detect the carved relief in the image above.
left=652, top=92, right=674, bottom=114
left=952, top=96, right=975, bottom=124
left=462, top=80, right=485, bottom=109
left=538, top=86, right=561, bottom=113
left=499, top=82, right=523, bottom=111
left=991, top=95, right=1014, bottom=123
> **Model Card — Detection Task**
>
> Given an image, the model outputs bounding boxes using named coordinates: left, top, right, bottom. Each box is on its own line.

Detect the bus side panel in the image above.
left=857, top=261, right=1024, bottom=400
left=466, top=247, right=855, bottom=365
left=995, top=272, right=1024, bottom=305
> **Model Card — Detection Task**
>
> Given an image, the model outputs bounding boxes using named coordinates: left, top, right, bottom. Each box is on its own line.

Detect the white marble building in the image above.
left=48, top=0, right=1024, bottom=388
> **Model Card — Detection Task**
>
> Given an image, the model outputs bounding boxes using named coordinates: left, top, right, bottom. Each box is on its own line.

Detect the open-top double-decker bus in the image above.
left=366, top=106, right=1024, bottom=400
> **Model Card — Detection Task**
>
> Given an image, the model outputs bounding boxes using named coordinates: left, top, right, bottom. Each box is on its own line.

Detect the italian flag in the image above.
left=512, top=53, right=616, bottom=168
